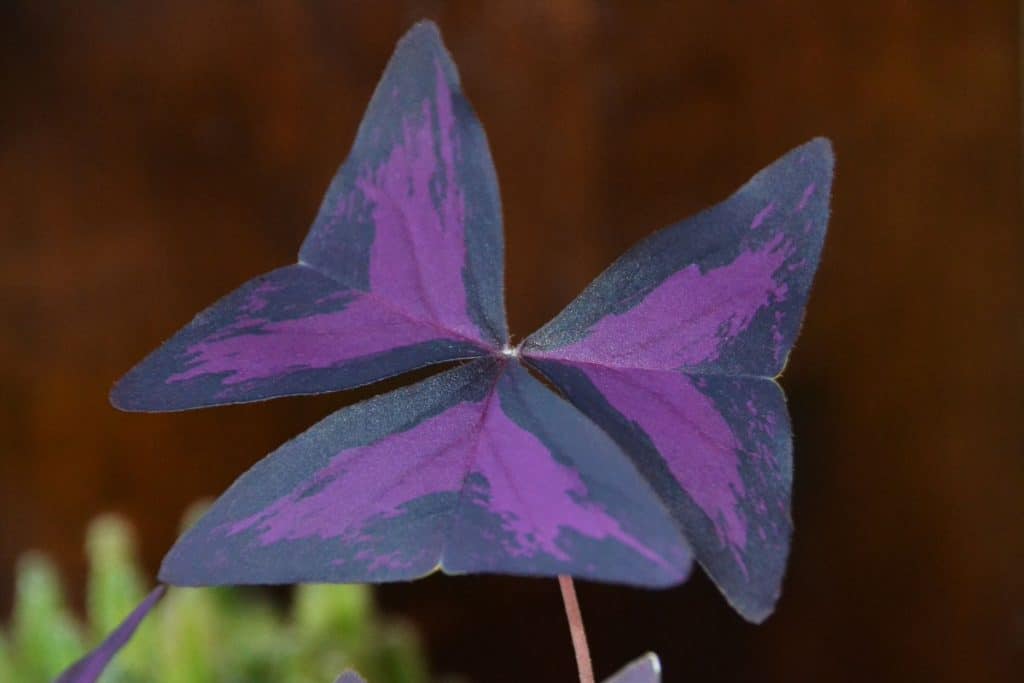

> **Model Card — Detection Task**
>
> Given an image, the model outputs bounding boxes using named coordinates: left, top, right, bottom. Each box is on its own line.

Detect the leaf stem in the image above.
left=558, top=575, right=594, bottom=683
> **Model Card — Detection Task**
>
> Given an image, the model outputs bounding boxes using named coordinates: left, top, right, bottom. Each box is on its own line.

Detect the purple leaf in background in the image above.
left=604, top=653, right=661, bottom=683
left=110, top=19, right=832, bottom=626
left=335, top=672, right=368, bottom=683
left=111, top=20, right=506, bottom=411
left=54, top=586, right=165, bottom=683
left=160, top=359, right=690, bottom=588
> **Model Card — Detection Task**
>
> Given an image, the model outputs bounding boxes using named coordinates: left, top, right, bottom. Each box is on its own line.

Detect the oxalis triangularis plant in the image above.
left=56, top=20, right=833, bottom=683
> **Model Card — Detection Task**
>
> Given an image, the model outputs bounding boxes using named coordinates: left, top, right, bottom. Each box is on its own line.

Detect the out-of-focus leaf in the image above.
left=11, top=553, right=84, bottom=679
left=294, top=584, right=372, bottom=647
left=336, top=671, right=368, bottom=683
left=157, top=587, right=218, bottom=683
left=603, top=653, right=661, bottom=683
left=85, top=514, right=156, bottom=680
left=6, top=514, right=430, bottom=683
left=86, top=516, right=147, bottom=633
left=361, top=621, right=428, bottom=683
left=0, top=631, right=16, bottom=681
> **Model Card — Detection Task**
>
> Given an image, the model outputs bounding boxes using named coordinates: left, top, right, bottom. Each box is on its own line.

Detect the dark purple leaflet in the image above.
left=159, top=359, right=690, bottom=588
left=111, top=21, right=506, bottom=411
left=523, top=140, right=832, bottom=621
left=523, top=140, right=831, bottom=377
left=76, top=17, right=832, bottom=682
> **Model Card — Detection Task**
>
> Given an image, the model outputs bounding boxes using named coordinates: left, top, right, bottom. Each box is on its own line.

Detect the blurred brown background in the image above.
left=1, top=2, right=1022, bottom=681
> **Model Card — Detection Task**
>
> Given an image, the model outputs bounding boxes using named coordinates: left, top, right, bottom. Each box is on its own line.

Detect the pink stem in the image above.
left=559, top=575, right=595, bottom=683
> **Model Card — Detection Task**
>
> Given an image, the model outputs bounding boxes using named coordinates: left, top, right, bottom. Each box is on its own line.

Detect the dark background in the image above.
left=1, top=2, right=1021, bottom=681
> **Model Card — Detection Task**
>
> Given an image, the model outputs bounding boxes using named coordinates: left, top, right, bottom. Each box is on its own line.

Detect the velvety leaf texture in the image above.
left=604, top=653, right=662, bottom=683
left=159, top=359, right=690, bottom=588
left=54, top=586, right=165, bottom=683
left=524, top=139, right=832, bottom=620
left=523, top=138, right=832, bottom=378
left=104, top=18, right=832, bottom=658
left=528, top=360, right=793, bottom=620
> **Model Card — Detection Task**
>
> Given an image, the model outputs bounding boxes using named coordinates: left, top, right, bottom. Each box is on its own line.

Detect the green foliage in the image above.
left=9, top=553, right=85, bottom=679
left=2, top=514, right=433, bottom=683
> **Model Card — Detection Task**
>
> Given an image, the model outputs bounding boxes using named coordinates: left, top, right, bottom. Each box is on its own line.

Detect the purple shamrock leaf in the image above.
left=111, top=20, right=505, bottom=411
left=604, top=653, right=662, bottom=683
left=524, top=139, right=832, bottom=621
left=54, top=586, right=165, bottom=683
left=99, top=19, right=830, bottom=670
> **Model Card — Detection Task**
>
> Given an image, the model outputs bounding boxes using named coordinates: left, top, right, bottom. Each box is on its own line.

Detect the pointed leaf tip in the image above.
left=405, top=18, right=442, bottom=40
left=110, top=13, right=507, bottom=412
left=604, top=653, right=661, bottom=683
left=54, top=586, right=165, bottom=683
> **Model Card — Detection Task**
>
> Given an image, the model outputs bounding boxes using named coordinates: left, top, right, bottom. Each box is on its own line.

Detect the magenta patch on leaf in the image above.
left=459, top=393, right=664, bottom=565
left=111, top=21, right=832, bottom=625
left=223, top=399, right=482, bottom=545
left=158, top=358, right=690, bottom=588
left=796, top=182, right=817, bottom=211
left=531, top=234, right=793, bottom=371
left=575, top=365, right=749, bottom=554
left=224, top=365, right=664, bottom=568
left=359, top=62, right=477, bottom=341
left=168, top=296, right=450, bottom=386
left=750, top=201, right=776, bottom=229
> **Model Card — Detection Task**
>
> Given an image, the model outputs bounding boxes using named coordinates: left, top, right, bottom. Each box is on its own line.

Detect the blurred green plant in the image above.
left=0, top=513, right=432, bottom=683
